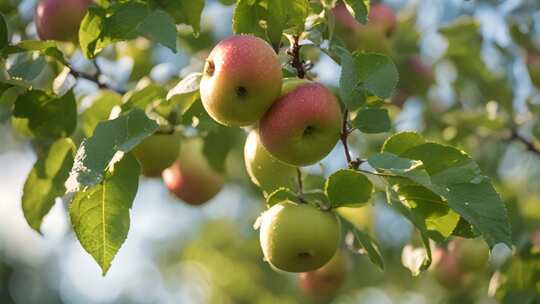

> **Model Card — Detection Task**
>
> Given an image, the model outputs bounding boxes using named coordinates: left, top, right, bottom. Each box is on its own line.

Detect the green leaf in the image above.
left=342, top=0, right=370, bottom=25
left=1, top=40, right=67, bottom=64
left=22, top=138, right=75, bottom=233
left=167, top=72, right=202, bottom=114
left=79, top=6, right=109, bottom=59
left=232, top=0, right=267, bottom=39
left=7, top=53, right=46, bottom=81
left=532, top=120, right=540, bottom=141
left=122, top=84, right=167, bottom=111
left=353, top=229, right=384, bottom=270
left=66, top=109, right=158, bottom=192
left=325, top=169, right=373, bottom=208
left=136, top=10, right=177, bottom=51
left=78, top=91, right=123, bottom=138
left=12, top=90, right=77, bottom=139
left=266, top=187, right=299, bottom=208
left=79, top=3, right=177, bottom=58
left=0, top=85, right=23, bottom=123
left=70, top=153, right=140, bottom=275
left=353, top=107, right=391, bottom=133
left=266, top=0, right=309, bottom=48
left=0, top=13, right=8, bottom=50
left=150, top=0, right=205, bottom=35
left=371, top=132, right=512, bottom=248
left=339, top=48, right=366, bottom=110
left=381, top=131, right=426, bottom=155
left=353, top=53, right=398, bottom=99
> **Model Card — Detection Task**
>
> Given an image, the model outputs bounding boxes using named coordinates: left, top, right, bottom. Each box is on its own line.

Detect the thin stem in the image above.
left=67, top=61, right=125, bottom=94
left=296, top=167, right=304, bottom=194
left=288, top=35, right=306, bottom=79
left=340, top=109, right=353, bottom=165
left=510, top=129, right=540, bottom=156
left=358, top=169, right=405, bottom=179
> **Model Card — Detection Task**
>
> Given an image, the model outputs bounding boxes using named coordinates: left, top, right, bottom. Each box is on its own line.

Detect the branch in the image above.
left=509, top=129, right=540, bottom=156
left=67, top=61, right=125, bottom=94
left=288, top=35, right=306, bottom=79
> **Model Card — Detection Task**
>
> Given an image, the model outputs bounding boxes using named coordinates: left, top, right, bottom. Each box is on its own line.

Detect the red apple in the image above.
left=35, top=0, right=92, bottom=41
left=162, top=138, right=224, bottom=205
left=430, top=247, right=467, bottom=289
left=259, top=78, right=342, bottom=167
left=299, top=250, right=350, bottom=299
left=200, top=35, right=282, bottom=126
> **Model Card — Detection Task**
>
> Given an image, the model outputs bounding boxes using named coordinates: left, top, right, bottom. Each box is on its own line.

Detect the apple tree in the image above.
left=0, top=0, right=539, bottom=302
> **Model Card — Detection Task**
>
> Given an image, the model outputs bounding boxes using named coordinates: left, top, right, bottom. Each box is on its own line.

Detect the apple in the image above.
left=299, top=250, right=350, bottom=299
left=35, top=0, right=92, bottom=41
left=132, top=133, right=181, bottom=178
left=527, top=51, right=540, bottom=87
left=244, top=129, right=297, bottom=192
left=200, top=35, right=282, bottom=127
left=259, top=78, right=342, bottom=167
left=398, top=56, right=435, bottom=96
left=259, top=200, right=340, bottom=272
left=332, top=3, right=395, bottom=52
left=369, top=3, right=397, bottom=36
left=162, top=138, right=224, bottom=205
left=430, top=247, right=467, bottom=289
left=453, top=238, right=490, bottom=272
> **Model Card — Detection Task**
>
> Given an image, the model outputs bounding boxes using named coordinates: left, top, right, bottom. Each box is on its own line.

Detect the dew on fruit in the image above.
left=236, top=86, right=248, bottom=98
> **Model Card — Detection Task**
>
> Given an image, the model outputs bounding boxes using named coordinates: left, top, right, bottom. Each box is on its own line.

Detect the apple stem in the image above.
left=508, top=129, right=540, bottom=156
left=288, top=35, right=306, bottom=79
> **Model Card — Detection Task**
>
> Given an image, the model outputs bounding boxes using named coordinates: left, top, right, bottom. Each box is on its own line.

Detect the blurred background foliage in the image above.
left=1, top=0, right=540, bottom=303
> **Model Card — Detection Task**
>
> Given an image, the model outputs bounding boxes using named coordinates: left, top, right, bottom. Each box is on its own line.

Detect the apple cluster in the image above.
left=198, top=34, right=345, bottom=274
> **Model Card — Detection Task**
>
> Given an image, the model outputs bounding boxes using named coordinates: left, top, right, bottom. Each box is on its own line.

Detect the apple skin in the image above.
left=431, top=247, right=467, bottom=289
left=527, top=51, right=540, bottom=87
left=259, top=79, right=342, bottom=167
left=200, top=35, right=282, bottom=127
left=132, top=133, right=181, bottom=178
left=299, top=250, right=350, bottom=299
left=162, top=138, right=224, bottom=205
left=453, top=238, right=489, bottom=272
left=332, top=3, right=395, bottom=52
left=259, top=200, right=340, bottom=273
left=244, top=129, right=297, bottom=192
left=35, top=0, right=93, bottom=41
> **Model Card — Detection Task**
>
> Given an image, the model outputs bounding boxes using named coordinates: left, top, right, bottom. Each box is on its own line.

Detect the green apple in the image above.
left=244, top=129, right=297, bottom=192
left=453, top=238, right=490, bottom=271
left=200, top=35, right=282, bottom=126
left=35, top=0, right=92, bottom=41
left=259, top=200, right=340, bottom=272
left=162, top=138, right=224, bottom=205
left=259, top=78, right=342, bottom=166
left=299, top=250, right=350, bottom=299
left=132, top=133, right=181, bottom=178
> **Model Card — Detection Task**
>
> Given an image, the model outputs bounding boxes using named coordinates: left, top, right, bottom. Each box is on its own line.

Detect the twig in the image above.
left=67, top=61, right=125, bottom=94
left=510, top=129, right=540, bottom=156
left=288, top=35, right=306, bottom=79
left=341, top=109, right=353, bottom=166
